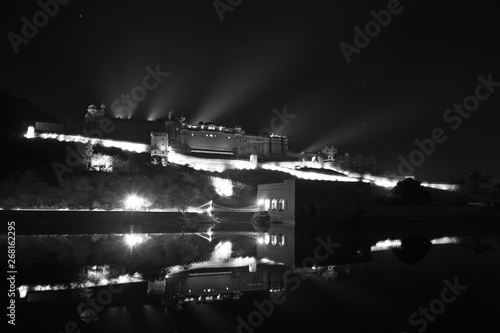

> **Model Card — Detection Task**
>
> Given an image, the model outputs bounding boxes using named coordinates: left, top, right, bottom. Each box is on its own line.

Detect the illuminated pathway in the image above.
left=24, top=130, right=149, bottom=153
left=25, top=129, right=459, bottom=191
left=370, top=237, right=461, bottom=252
left=170, top=152, right=459, bottom=190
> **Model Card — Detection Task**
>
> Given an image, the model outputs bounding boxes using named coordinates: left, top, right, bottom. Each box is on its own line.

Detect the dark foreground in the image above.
left=14, top=243, right=500, bottom=333
left=4, top=211, right=500, bottom=333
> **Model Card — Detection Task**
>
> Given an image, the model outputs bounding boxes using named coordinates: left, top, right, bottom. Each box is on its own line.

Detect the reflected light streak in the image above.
left=18, top=272, right=143, bottom=297
left=371, top=239, right=402, bottom=251
left=166, top=256, right=273, bottom=275
left=372, top=237, right=462, bottom=252
left=210, top=241, right=233, bottom=261
left=431, top=237, right=461, bottom=245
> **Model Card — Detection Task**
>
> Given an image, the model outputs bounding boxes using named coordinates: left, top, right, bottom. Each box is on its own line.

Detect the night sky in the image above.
left=2, top=0, right=500, bottom=181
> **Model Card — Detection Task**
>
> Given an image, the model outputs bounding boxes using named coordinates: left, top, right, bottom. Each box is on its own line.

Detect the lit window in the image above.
left=278, top=234, right=285, bottom=247
left=271, top=234, right=277, bottom=246
left=271, top=199, right=277, bottom=210
left=264, top=199, right=270, bottom=210
left=278, top=199, right=285, bottom=210
left=264, top=234, right=270, bottom=245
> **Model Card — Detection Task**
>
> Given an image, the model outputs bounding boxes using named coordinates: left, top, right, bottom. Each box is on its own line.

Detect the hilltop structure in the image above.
left=318, top=145, right=376, bottom=174
left=29, top=105, right=375, bottom=173
left=84, top=104, right=105, bottom=121
left=151, top=111, right=288, bottom=159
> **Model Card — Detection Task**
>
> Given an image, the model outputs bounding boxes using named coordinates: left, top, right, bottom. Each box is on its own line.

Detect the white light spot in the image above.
left=124, top=234, right=145, bottom=248
left=26, top=126, right=35, bottom=138
left=125, top=195, right=146, bottom=210
left=212, top=178, right=234, bottom=196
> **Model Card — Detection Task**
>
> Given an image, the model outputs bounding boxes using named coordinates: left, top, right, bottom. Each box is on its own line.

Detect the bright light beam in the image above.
left=124, top=195, right=145, bottom=210
left=124, top=234, right=145, bottom=248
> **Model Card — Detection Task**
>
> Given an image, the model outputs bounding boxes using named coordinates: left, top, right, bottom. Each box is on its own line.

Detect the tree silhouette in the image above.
left=392, top=178, right=431, bottom=204
left=392, top=237, right=432, bottom=265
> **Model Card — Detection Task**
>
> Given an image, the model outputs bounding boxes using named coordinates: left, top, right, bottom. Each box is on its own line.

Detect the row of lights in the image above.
left=258, top=234, right=286, bottom=246
left=182, top=294, right=224, bottom=303
left=257, top=198, right=286, bottom=211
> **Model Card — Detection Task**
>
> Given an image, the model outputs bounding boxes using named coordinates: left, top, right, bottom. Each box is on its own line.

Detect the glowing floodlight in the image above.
left=125, top=195, right=145, bottom=210
left=26, top=126, right=35, bottom=138
left=264, top=199, right=270, bottom=211
left=212, top=177, right=234, bottom=196
left=124, top=234, right=145, bottom=248
left=257, top=238, right=264, bottom=244
left=264, top=234, right=270, bottom=245
left=18, top=286, right=28, bottom=298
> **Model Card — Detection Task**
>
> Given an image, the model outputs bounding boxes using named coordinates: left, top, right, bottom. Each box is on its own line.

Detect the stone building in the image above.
left=256, top=178, right=373, bottom=224
left=159, top=114, right=288, bottom=159
left=255, top=179, right=374, bottom=268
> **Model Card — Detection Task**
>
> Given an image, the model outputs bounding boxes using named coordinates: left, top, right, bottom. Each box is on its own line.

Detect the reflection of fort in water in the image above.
left=149, top=219, right=377, bottom=310
left=150, top=179, right=377, bottom=309
left=12, top=176, right=500, bottom=308
left=150, top=178, right=500, bottom=309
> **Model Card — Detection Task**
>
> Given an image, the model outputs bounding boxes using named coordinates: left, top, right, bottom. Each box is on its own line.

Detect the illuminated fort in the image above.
left=151, top=111, right=288, bottom=159
left=24, top=104, right=462, bottom=192
left=29, top=104, right=380, bottom=174
left=33, top=105, right=288, bottom=160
